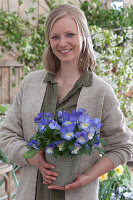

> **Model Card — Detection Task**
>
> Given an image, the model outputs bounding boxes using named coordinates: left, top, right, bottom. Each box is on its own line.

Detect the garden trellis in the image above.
left=0, top=1, right=133, bottom=199
left=0, top=0, right=49, bottom=104
left=0, top=61, right=23, bottom=104
left=0, top=0, right=75, bottom=103
left=0, top=0, right=133, bottom=129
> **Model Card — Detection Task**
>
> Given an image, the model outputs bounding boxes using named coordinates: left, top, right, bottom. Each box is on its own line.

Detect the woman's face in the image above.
left=49, top=16, right=83, bottom=66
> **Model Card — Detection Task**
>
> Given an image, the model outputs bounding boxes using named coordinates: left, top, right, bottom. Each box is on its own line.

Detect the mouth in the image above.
left=58, top=48, right=72, bottom=54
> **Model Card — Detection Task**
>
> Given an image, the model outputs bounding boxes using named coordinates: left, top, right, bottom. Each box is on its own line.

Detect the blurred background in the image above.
left=0, top=1, right=133, bottom=199
left=0, top=0, right=132, bottom=130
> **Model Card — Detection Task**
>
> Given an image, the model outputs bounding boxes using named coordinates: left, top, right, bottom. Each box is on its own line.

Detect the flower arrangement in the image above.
left=99, top=165, right=133, bottom=200
left=23, top=108, right=106, bottom=159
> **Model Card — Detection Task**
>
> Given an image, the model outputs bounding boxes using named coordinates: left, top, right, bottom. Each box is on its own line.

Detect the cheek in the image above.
left=73, top=38, right=83, bottom=52
left=50, top=41, right=56, bottom=51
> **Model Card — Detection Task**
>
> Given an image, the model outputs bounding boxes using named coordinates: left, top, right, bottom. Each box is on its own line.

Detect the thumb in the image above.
left=65, top=180, right=79, bottom=190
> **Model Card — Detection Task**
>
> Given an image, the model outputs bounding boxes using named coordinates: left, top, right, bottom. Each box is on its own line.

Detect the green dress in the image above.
left=35, top=69, right=92, bottom=200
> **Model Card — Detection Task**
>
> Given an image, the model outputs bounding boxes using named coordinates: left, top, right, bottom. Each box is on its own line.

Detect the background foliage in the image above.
left=0, top=0, right=132, bottom=129
left=81, top=0, right=133, bottom=29
left=81, top=0, right=133, bottom=129
left=0, top=1, right=133, bottom=199
left=99, top=165, right=133, bottom=200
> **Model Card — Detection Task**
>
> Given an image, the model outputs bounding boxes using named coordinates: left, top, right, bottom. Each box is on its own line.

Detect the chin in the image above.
left=60, top=57, right=77, bottom=64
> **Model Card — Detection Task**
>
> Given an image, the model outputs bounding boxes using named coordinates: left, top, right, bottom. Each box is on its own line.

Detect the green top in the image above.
left=35, top=69, right=92, bottom=200
left=41, top=68, right=92, bottom=118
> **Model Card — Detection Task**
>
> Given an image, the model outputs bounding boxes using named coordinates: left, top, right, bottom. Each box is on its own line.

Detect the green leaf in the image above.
left=63, top=150, right=70, bottom=157
left=69, top=144, right=75, bottom=151
left=23, top=149, right=37, bottom=159
left=100, top=138, right=107, bottom=146
left=53, top=130, right=60, bottom=135
left=18, top=0, right=23, bottom=6
left=121, top=178, right=130, bottom=187
left=12, top=81, right=16, bottom=88
left=86, top=150, right=91, bottom=155
left=96, top=147, right=106, bottom=154
left=0, top=105, right=7, bottom=115
left=12, top=68, right=16, bottom=76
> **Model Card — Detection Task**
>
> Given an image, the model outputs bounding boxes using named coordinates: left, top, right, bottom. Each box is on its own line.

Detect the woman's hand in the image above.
left=26, top=150, right=58, bottom=184
left=48, top=173, right=90, bottom=191
left=47, top=156, right=114, bottom=190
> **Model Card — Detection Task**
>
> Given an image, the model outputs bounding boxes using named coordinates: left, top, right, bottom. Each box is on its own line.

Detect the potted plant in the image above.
left=23, top=108, right=106, bottom=186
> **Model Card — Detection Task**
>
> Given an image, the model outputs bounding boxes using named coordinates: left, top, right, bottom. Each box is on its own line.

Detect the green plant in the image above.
left=23, top=109, right=105, bottom=159
left=79, top=1, right=133, bottom=129
left=0, top=105, right=8, bottom=161
left=0, top=0, right=64, bottom=78
left=89, top=25, right=133, bottom=129
left=80, top=0, right=133, bottom=29
left=99, top=165, right=132, bottom=200
left=0, top=0, right=132, bottom=130
left=0, top=105, right=7, bottom=115
left=0, top=9, right=46, bottom=77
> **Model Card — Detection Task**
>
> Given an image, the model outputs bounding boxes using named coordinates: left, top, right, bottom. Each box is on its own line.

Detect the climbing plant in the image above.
left=0, top=0, right=132, bottom=129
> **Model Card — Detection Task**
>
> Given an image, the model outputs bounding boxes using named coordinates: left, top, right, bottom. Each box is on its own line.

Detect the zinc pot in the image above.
left=45, top=154, right=80, bottom=186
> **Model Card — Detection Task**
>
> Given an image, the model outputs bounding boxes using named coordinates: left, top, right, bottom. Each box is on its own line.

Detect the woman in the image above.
left=0, top=4, right=133, bottom=200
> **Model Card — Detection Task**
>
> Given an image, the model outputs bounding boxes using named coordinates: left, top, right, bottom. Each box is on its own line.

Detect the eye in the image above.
left=51, top=35, right=59, bottom=40
left=67, top=33, right=75, bottom=37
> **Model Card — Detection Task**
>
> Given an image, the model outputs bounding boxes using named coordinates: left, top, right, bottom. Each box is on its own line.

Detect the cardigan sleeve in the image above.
left=100, top=85, right=133, bottom=168
left=0, top=75, right=30, bottom=167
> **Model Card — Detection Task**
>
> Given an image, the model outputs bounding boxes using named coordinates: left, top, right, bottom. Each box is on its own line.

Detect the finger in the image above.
left=48, top=184, right=65, bottom=190
left=43, top=178, right=52, bottom=185
left=38, top=152, right=55, bottom=169
left=43, top=174, right=57, bottom=182
left=43, top=168, right=58, bottom=177
left=44, top=162, right=55, bottom=169
left=65, top=180, right=82, bottom=190
left=43, top=180, right=47, bottom=184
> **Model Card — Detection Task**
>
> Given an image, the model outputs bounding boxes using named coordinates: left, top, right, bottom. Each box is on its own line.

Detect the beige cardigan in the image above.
left=0, top=69, right=133, bottom=200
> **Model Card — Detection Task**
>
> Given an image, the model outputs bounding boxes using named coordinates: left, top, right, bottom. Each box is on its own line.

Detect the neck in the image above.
left=55, top=62, right=81, bottom=82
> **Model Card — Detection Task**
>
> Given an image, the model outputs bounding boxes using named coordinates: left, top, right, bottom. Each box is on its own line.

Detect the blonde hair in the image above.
left=43, top=4, right=96, bottom=75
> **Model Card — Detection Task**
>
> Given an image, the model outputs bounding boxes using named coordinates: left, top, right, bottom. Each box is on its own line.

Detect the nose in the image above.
left=58, top=36, right=67, bottom=47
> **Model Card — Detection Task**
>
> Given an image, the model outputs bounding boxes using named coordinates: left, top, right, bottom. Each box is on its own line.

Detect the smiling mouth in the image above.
left=58, top=48, right=72, bottom=53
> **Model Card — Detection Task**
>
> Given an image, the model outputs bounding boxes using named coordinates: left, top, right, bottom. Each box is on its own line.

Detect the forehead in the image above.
left=50, top=16, right=78, bottom=34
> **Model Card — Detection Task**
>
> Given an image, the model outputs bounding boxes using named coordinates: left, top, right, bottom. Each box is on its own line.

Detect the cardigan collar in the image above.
left=43, top=67, right=93, bottom=87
